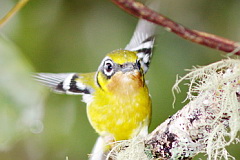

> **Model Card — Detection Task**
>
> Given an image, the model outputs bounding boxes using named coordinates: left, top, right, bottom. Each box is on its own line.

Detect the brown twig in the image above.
left=111, top=0, right=240, bottom=55
left=0, top=0, right=29, bottom=28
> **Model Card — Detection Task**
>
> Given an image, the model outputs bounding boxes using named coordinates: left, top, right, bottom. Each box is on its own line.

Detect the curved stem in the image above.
left=0, top=0, right=29, bottom=28
left=111, top=0, right=240, bottom=55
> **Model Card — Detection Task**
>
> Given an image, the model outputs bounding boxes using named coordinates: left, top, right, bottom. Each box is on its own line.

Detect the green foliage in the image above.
left=0, top=37, right=44, bottom=149
left=0, top=0, right=239, bottom=159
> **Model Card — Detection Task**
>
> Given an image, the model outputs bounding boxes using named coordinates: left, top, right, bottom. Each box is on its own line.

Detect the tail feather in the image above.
left=89, top=137, right=106, bottom=160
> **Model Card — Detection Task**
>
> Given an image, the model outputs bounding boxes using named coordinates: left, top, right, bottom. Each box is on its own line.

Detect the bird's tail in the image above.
left=89, top=136, right=108, bottom=160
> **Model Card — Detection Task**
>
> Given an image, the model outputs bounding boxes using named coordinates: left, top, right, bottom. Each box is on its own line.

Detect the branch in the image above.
left=0, top=0, right=29, bottom=28
left=109, top=59, right=240, bottom=160
left=111, top=0, right=240, bottom=55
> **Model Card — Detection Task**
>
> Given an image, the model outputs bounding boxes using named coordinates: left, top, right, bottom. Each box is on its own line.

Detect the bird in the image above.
left=34, top=17, right=156, bottom=159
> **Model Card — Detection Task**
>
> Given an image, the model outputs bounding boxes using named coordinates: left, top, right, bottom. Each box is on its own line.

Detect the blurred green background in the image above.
left=0, top=0, right=239, bottom=159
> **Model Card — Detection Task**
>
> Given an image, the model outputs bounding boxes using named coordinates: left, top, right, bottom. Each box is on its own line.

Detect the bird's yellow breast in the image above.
left=87, top=71, right=151, bottom=141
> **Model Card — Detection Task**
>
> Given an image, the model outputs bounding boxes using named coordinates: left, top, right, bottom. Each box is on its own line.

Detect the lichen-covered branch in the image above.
left=111, top=0, right=240, bottom=55
left=109, top=59, right=240, bottom=160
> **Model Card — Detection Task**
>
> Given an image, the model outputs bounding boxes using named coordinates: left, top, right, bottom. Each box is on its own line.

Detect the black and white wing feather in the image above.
left=125, top=19, right=156, bottom=74
left=33, top=73, right=93, bottom=95
left=125, top=0, right=160, bottom=74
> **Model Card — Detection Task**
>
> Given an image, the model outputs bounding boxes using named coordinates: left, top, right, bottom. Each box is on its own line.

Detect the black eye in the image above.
left=103, top=60, right=114, bottom=76
left=105, top=62, right=113, bottom=72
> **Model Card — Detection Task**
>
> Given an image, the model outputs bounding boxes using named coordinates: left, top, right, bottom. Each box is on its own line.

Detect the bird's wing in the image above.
left=33, top=72, right=96, bottom=95
left=125, top=3, right=159, bottom=74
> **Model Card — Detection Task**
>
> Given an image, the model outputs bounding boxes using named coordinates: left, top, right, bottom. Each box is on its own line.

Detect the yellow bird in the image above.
left=35, top=19, right=156, bottom=159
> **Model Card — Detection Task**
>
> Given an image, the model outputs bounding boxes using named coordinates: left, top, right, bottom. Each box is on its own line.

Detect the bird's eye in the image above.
left=103, top=59, right=114, bottom=77
left=105, top=62, right=113, bottom=72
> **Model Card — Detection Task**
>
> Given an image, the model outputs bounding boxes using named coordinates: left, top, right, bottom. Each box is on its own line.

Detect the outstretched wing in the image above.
left=125, top=19, right=156, bottom=74
left=33, top=73, right=95, bottom=95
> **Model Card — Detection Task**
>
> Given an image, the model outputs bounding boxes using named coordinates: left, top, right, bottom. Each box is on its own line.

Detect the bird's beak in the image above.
left=121, top=63, right=140, bottom=73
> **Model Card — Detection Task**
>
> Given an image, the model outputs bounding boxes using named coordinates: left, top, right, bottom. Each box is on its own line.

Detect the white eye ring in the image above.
left=103, top=59, right=114, bottom=77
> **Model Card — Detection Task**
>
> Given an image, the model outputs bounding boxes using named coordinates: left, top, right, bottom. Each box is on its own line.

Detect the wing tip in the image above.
left=33, top=73, right=93, bottom=95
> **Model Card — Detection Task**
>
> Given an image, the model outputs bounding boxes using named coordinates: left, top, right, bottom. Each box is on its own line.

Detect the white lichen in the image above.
left=109, top=59, right=240, bottom=160
left=107, top=136, right=147, bottom=160
left=172, top=59, right=240, bottom=159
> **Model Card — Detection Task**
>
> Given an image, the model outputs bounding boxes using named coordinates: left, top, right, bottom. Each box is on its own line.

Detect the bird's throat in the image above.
left=107, top=71, right=144, bottom=96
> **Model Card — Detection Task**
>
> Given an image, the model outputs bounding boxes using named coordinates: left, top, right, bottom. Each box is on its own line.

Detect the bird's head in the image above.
left=96, top=50, right=145, bottom=94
